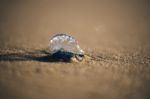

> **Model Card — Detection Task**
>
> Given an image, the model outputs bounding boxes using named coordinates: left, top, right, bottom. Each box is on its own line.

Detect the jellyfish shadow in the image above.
left=0, top=49, right=71, bottom=63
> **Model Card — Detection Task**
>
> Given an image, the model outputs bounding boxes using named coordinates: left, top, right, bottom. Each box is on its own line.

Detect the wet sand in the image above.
left=0, top=1, right=150, bottom=99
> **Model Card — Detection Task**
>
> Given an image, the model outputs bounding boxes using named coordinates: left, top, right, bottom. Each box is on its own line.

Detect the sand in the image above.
left=0, top=1, right=150, bottom=99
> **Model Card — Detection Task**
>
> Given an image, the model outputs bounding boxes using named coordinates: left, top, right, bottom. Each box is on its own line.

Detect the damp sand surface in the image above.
left=0, top=46, right=150, bottom=99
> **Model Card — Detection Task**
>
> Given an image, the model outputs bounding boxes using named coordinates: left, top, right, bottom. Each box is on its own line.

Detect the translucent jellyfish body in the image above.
left=49, top=33, right=84, bottom=62
left=49, top=33, right=84, bottom=55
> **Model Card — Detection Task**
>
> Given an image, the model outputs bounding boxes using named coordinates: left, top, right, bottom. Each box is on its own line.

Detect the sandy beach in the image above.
left=0, top=1, right=150, bottom=99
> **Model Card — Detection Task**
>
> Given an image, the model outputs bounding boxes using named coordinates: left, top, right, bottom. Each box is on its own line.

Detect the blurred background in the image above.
left=0, top=0, right=149, bottom=50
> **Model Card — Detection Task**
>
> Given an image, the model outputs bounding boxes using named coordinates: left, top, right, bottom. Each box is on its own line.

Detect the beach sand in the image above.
left=0, top=1, right=150, bottom=99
